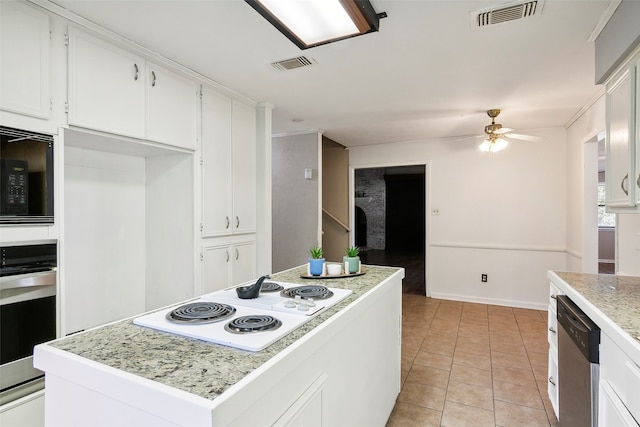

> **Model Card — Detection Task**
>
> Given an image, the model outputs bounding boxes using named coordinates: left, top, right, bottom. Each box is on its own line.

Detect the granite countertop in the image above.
left=552, top=271, right=640, bottom=344
left=48, top=265, right=401, bottom=402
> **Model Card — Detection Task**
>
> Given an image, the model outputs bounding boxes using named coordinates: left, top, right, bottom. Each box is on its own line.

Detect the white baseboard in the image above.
left=429, top=292, right=548, bottom=311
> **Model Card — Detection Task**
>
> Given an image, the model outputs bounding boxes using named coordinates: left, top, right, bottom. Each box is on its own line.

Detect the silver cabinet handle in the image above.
left=225, top=250, right=229, bottom=262
left=550, top=294, right=557, bottom=300
left=548, top=326, right=556, bottom=334
left=548, top=376, right=556, bottom=386
left=235, top=216, right=240, bottom=228
left=622, top=173, right=629, bottom=196
left=235, top=248, right=239, bottom=260
left=134, top=63, right=139, bottom=81
left=151, top=70, right=156, bottom=87
left=225, top=216, right=230, bottom=229
left=637, top=174, right=640, bottom=190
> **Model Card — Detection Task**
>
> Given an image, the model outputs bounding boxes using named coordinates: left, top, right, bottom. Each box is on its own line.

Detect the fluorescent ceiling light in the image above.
left=246, top=0, right=384, bottom=49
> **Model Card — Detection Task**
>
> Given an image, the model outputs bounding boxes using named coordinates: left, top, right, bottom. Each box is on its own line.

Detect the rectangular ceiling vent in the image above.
left=472, top=0, right=543, bottom=28
left=271, top=56, right=314, bottom=71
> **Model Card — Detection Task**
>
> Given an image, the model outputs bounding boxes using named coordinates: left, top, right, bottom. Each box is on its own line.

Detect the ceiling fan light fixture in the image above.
left=245, top=0, right=384, bottom=49
left=480, top=136, right=508, bottom=152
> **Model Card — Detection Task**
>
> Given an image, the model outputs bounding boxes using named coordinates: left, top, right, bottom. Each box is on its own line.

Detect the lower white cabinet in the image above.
left=0, top=390, right=44, bottom=427
left=599, top=332, right=640, bottom=426
left=202, top=240, right=256, bottom=294
left=547, top=282, right=562, bottom=419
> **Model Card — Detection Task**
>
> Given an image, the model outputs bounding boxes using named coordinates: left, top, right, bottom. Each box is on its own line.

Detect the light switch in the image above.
left=305, top=168, right=312, bottom=180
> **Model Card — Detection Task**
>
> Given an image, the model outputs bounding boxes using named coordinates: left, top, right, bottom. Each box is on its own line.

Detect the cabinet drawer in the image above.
left=547, top=306, right=558, bottom=351
left=548, top=351, right=558, bottom=418
left=599, top=380, right=639, bottom=427
left=549, top=282, right=562, bottom=307
left=601, top=333, right=640, bottom=422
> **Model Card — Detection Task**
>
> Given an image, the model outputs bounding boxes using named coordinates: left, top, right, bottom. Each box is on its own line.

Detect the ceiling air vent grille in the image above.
left=474, top=0, right=542, bottom=28
left=271, top=56, right=314, bottom=71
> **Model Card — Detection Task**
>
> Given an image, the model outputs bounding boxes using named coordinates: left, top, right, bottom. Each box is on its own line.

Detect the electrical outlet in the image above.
left=481, top=274, right=488, bottom=283
left=431, top=208, right=440, bottom=216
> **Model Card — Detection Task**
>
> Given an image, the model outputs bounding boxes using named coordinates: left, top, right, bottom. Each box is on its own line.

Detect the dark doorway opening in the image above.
left=355, top=206, right=367, bottom=247
left=354, top=165, right=426, bottom=295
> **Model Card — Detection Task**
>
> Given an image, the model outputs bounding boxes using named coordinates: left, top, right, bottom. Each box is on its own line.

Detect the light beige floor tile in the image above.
left=457, top=325, right=490, bottom=338
left=494, top=399, right=551, bottom=426
left=386, top=402, right=442, bottom=427
left=398, top=380, right=447, bottom=411
left=455, top=339, right=491, bottom=356
left=531, top=363, right=549, bottom=383
left=406, top=364, right=450, bottom=389
left=401, top=352, right=415, bottom=372
left=414, top=350, right=453, bottom=371
left=449, top=364, right=492, bottom=389
left=441, top=400, right=495, bottom=427
left=492, top=365, right=537, bottom=388
left=492, top=350, right=531, bottom=370
left=491, top=339, right=527, bottom=355
left=453, top=349, right=491, bottom=371
left=445, top=380, right=494, bottom=410
left=527, top=349, right=549, bottom=367
left=493, top=380, right=544, bottom=409
left=456, top=331, right=490, bottom=344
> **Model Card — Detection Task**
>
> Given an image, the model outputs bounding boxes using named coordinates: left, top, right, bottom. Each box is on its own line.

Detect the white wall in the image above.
left=349, top=128, right=567, bottom=310
left=272, top=132, right=320, bottom=272
left=565, top=95, right=606, bottom=272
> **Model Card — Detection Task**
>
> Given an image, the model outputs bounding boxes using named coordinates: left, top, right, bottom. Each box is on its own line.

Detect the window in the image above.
left=598, top=183, right=616, bottom=227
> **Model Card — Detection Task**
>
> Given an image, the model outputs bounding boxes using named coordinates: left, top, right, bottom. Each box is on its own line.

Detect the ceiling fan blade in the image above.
left=505, top=133, right=542, bottom=141
left=494, top=127, right=513, bottom=134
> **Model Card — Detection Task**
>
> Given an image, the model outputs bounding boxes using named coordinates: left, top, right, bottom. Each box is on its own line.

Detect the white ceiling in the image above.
left=49, top=0, right=613, bottom=147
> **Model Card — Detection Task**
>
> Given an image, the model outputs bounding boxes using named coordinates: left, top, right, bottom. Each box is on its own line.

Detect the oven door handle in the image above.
left=0, top=270, right=57, bottom=291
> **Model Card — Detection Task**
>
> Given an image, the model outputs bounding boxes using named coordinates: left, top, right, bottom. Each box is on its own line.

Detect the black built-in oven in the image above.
left=0, top=126, right=54, bottom=224
left=0, top=243, right=57, bottom=404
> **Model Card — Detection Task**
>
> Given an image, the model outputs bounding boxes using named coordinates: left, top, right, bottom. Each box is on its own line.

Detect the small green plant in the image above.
left=309, top=245, right=324, bottom=259
left=345, top=246, right=360, bottom=257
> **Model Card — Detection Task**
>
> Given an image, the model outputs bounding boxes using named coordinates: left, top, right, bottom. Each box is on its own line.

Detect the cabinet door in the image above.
left=67, top=28, right=145, bottom=139
left=146, top=62, right=197, bottom=149
left=606, top=65, right=637, bottom=208
left=0, top=1, right=50, bottom=119
left=232, top=241, right=256, bottom=286
left=201, top=87, right=233, bottom=237
left=202, top=244, right=231, bottom=294
left=599, top=380, right=639, bottom=427
left=232, top=100, right=256, bottom=234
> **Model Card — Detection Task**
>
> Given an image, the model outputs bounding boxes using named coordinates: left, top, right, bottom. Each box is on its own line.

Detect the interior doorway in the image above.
left=354, top=165, right=426, bottom=295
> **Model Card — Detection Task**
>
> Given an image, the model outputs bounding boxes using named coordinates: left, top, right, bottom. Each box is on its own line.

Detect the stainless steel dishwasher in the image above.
left=557, top=295, right=601, bottom=427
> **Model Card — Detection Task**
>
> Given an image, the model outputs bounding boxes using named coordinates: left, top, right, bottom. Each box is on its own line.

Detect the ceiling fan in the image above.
left=480, top=109, right=541, bottom=152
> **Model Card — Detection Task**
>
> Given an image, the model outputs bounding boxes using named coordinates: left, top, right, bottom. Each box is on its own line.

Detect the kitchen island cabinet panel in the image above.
left=35, top=266, right=403, bottom=427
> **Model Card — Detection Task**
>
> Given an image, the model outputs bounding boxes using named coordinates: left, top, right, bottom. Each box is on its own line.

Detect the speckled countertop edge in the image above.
left=48, top=265, right=402, bottom=401
left=552, top=271, right=640, bottom=344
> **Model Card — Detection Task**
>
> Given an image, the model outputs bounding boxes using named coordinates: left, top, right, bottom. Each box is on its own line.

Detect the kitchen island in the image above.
left=548, top=271, right=640, bottom=426
left=34, top=265, right=404, bottom=427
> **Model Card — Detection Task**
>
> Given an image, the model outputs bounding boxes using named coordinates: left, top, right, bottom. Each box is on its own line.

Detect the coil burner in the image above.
left=166, top=302, right=236, bottom=324
left=280, top=285, right=334, bottom=300
left=224, top=315, right=282, bottom=334
left=260, top=281, right=284, bottom=293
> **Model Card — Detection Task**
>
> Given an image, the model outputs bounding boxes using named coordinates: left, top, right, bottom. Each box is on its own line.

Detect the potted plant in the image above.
left=343, top=246, right=360, bottom=274
left=308, top=245, right=325, bottom=276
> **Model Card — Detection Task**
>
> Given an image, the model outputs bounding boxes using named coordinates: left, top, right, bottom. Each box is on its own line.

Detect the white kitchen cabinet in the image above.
left=0, top=389, right=44, bottom=427
left=202, top=240, right=255, bottom=294
left=599, top=332, right=640, bottom=426
left=67, top=29, right=197, bottom=149
left=201, top=86, right=256, bottom=236
left=0, top=1, right=50, bottom=119
left=605, top=52, right=640, bottom=212
left=67, top=27, right=146, bottom=139
left=547, top=282, right=562, bottom=419
left=145, top=61, right=197, bottom=149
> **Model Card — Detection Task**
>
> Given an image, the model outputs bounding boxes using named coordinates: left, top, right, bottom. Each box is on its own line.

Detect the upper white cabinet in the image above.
left=201, top=86, right=256, bottom=236
left=605, top=52, right=640, bottom=212
left=67, top=27, right=145, bottom=138
left=145, top=62, right=197, bottom=149
left=0, top=1, right=50, bottom=119
left=67, top=28, right=197, bottom=149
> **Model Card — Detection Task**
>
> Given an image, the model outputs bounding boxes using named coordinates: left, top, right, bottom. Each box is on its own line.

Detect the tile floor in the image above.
left=386, top=294, right=559, bottom=427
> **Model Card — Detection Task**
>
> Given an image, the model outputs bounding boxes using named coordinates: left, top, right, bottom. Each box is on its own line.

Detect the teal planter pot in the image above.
left=343, top=256, right=360, bottom=274
left=308, top=258, right=325, bottom=276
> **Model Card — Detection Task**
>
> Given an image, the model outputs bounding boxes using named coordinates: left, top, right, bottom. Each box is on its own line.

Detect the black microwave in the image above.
left=0, top=127, right=54, bottom=224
